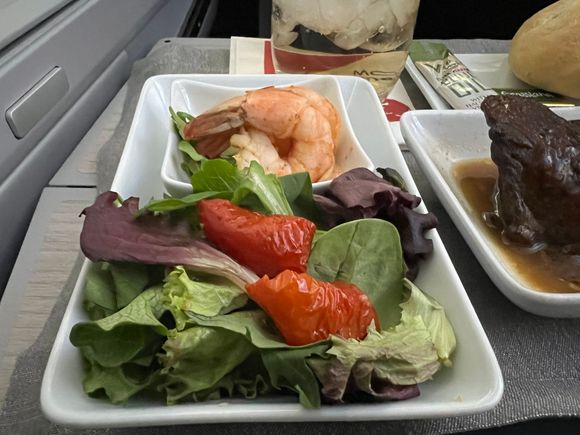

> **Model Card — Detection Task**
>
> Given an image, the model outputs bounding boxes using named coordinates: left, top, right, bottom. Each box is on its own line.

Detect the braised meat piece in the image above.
left=481, top=95, right=580, bottom=248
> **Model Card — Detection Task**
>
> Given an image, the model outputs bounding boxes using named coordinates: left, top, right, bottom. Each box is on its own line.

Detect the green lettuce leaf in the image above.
left=83, top=262, right=117, bottom=320
left=70, top=287, right=167, bottom=368
left=82, top=261, right=164, bottom=320
left=191, top=353, right=271, bottom=402
left=109, top=262, right=151, bottom=309
left=185, top=310, right=292, bottom=349
left=185, top=310, right=329, bottom=408
left=401, top=278, right=456, bottom=366
left=163, top=266, right=247, bottom=330
left=158, top=326, right=254, bottom=404
left=308, top=317, right=440, bottom=403
left=307, top=219, right=405, bottom=328
left=82, top=360, right=160, bottom=404
left=307, top=281, right=456, bottom=403
left=72, top=286, right=169, bottom=404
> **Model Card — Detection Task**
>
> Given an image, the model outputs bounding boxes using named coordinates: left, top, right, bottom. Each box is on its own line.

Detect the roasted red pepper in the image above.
left=246, top=270, right=379, bottom=346
left=198, top=199, right=316, bottom=277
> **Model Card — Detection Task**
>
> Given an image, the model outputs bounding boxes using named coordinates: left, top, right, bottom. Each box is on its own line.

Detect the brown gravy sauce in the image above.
left=453, top=158, right=580, bottom=294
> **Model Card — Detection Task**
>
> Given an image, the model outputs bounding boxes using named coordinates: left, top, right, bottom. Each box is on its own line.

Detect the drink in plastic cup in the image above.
left=271, top=0, right=420, bottom=98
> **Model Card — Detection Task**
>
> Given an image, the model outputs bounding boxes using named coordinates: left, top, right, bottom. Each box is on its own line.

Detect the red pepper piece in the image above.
left=198, top=199, right=316, bottom=278
left=246, top=270, right=380, bottom=346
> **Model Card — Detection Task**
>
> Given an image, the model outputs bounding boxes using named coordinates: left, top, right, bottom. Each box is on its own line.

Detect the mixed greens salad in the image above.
left=70, top=114, right=456, bottom=408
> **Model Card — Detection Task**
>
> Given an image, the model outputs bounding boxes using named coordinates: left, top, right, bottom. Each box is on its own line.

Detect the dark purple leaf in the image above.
left=343, top=374, right=420, bottom=402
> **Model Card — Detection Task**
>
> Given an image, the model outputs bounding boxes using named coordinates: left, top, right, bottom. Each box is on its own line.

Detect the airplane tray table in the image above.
left=1, top=38, right=580, bottom=434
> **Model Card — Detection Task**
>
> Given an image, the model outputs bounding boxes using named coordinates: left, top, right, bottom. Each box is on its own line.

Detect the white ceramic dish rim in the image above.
left=41, top=74, right=503, bottom=428
left=161, top=75, right=374, bottom=195
left=400, top=108, right=580, bottom=316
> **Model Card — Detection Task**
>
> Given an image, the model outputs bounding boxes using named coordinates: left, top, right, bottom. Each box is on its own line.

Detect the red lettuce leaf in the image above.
left=314, top=168, right=438, bottom=280
left=80, top=192, right=258, bottom=288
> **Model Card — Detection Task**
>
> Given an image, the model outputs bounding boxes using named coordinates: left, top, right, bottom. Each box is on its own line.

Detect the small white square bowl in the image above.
left=161, top=76, right=374, bottom=197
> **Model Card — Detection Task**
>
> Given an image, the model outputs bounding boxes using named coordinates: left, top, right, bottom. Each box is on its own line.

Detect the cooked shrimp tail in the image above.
left=195, top=130, right=235, bottom=159
left=181, top=86, right=339, bottom=181
left=183, top=110, right=244, bottom=139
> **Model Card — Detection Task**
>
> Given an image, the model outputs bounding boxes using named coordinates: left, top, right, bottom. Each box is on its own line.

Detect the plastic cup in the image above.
left=271, top=0, right=420, bottom=99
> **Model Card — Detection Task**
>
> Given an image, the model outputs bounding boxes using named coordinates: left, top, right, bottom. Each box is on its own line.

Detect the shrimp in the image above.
left=183, top=86, right=340, bottom=182
left=230, top=127, right=292, bottom=176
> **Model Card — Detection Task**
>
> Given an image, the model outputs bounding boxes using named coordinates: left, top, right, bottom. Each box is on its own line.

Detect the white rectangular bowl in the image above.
left=41, top=74, right=502, bottom=428
left=400, top=108, right=580, bottom=317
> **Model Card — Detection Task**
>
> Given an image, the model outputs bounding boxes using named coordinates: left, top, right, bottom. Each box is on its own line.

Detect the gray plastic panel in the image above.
left=0, top=0, right=75, bottom=51
left=0, top=0, right=166, bottom=186
left=6, top=67, right=69, bottom=138
left=50, top=0, right=201, bottom=187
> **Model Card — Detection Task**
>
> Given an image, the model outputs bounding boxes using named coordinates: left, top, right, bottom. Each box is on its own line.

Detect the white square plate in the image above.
left=405, top=53, right=580, bottom=110
left=162, top=76, right=374, bottom=197
left=41, top=74, right=502, bottom=428
left=401, top=108, right=580, bottom=317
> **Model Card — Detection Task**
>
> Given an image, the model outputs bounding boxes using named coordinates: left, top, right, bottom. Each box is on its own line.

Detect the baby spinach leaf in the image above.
left=313, top=167, right=438, bottom=280
left=377, top=167, right=408, bottom=191
left=279, top=172, right=321, bottom=223
left=307, top=219, right=405, bottom=328
left=261, top=343, right=329, bottom=409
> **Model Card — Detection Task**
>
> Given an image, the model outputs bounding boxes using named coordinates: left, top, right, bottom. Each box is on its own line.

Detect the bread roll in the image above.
left=509, top=0, right=580, bottom=98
